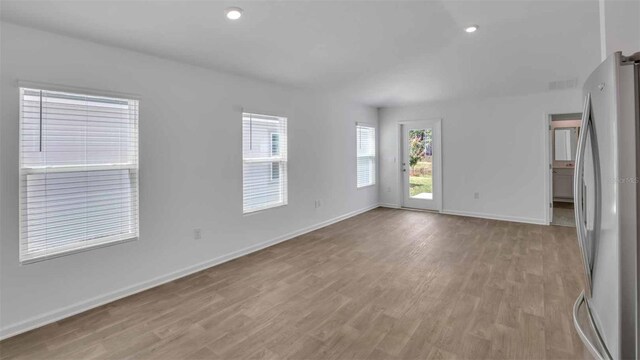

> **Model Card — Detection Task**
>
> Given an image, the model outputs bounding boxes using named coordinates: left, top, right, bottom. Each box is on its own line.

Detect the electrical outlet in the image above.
left=474, top=192, right=480, bottom=200
left=193, top=228, right=202, bottom=240
left=314, top=200, right=322, bottom=208
left=386, top=186, right=391, bottom=193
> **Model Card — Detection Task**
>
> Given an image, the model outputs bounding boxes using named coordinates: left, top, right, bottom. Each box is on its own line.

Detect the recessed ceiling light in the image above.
left=465, top=25, right=478, bottom=33
left=225, top=7, right=243, bottom=20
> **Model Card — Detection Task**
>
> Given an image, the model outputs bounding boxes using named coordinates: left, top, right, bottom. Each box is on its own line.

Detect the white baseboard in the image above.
left=441, top=209, right=547, bottom=225
left=0, top=204, right=380, bottom=340
left=378, top=205, right=544, bottom=225
left=378, top=203, right=401, bottom=209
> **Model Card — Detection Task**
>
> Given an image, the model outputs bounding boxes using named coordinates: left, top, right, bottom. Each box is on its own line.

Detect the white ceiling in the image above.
left=0, top=0, right=601, bottom=107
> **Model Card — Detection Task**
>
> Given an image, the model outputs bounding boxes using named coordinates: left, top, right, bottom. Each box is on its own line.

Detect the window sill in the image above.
left=357, top=184, right=376, bottom=190
left=20, top=234, right=138, bottom=265
left=243, top=202, right=288, bottom=216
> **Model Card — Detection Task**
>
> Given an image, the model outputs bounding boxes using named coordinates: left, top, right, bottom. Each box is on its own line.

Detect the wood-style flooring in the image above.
left=0, top=208, right=587, bottom=359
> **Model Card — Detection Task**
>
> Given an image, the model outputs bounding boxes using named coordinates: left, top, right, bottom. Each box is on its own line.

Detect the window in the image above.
left=19, top=87, right=139, bottom=263
left=270, top=133, right=280, bottom=156
left=271, top=162, right=280, bottom=181
left=356, top=124, right=376, bottom=188
left=243, top=113, right=287, bottom=213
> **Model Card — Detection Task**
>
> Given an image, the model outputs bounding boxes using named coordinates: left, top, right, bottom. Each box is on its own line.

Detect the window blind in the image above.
left=356, top=124, right=376, bottom=188
left=242, top=113, right=287, bottom=213
left=19, top=87, right=139, bottom=263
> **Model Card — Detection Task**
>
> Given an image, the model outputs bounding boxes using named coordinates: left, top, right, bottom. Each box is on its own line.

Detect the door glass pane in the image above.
left=408, top=128, right=433, bottom=199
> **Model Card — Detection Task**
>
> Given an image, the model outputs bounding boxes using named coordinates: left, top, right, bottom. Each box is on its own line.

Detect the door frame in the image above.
left=397, top=119, right=443, bottom=212
left=545, top=113, right=553, bottom=225
left=545, top=112, right=583, bottom=224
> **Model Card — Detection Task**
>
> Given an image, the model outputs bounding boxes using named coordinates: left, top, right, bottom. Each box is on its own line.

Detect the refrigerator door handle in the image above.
left=573, top=291, right=613, bottom=360
left=574, top=93, right=593, bottom=298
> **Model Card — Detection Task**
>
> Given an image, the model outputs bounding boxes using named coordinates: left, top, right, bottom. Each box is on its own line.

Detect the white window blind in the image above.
left=19, top=87, right=139, bottom=263
left=243, top=113, right=287, bottom=213
left=356, top=124, right=376, bottom=188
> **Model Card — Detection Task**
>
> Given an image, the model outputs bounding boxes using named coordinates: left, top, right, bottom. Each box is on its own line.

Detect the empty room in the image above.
left=0, top=1, right=639, bottom=359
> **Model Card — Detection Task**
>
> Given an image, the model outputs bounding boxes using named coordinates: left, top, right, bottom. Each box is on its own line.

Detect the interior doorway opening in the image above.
left=549, top=112, right=582, bottom=227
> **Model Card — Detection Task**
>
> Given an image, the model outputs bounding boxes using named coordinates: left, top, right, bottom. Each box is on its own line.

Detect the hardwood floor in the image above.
left=0, top=208, right=587, bottom=359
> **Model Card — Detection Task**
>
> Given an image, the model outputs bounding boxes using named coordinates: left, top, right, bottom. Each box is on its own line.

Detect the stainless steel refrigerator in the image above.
left=572, top=51, right=639, bottom=360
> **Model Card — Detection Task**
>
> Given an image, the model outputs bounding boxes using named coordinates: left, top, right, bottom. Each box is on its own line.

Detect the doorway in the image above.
left=400, top=120, right=442, bottom=211
left=548, top=113, right=582, bottom=227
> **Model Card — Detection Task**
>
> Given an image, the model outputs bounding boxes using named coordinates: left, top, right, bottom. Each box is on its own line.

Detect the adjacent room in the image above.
left=0, top=1, right=638, bottom=359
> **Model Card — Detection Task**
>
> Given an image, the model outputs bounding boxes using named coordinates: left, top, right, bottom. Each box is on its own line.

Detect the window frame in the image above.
left=18, top=85, right=140, bottom=263
left=242, top=112, right=288, bottom=214
left=270, top=132, right=280, bottom=157
left=269, top=132, right=281, bottom=182
left=356, top=123, right=377, bottom=189
left=270, top=162, right=280, bottom=182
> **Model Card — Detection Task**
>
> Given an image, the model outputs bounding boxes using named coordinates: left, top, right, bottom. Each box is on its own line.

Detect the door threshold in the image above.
left=400, top=207, right=440, bottom=213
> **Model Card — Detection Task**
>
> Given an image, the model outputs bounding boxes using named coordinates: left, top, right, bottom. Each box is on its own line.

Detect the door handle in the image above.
left=574, top=93, right=593, bottom=298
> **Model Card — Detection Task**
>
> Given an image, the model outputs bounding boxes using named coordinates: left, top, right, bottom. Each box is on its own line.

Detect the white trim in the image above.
left=242, top=112, right=288, bottom=214
left=18, top=86, right=140, bottom=265
left=544, top=113, right=553, bottom=225
left=598, top=0, right=607, bottom=62
left=397, top=119, right=443, bottom=212
left=356, top=124, right=376, bottom=188
left=378, top=203, right=401, bottom=208
left=380, top=206, right=544, bottom=224
left=441, top=209, right=547, bottom=225
left=544, top=111, right=582, bottom=225
left=21, top=235, right=138, bottom=265
left=241, top=110, right=290, bottom=122
left=434, top=120, right=443, bottom=212
left=243, top=200, right=287, bottom=215
left=22, top=163, right=137, bottom=174
left=17, top=80, right=141, bottom=100
left=356, top=184, right=376, bottom=190
left=0, top=204, right=380, bottom=340
left=242, top=157, right=286, bottom=163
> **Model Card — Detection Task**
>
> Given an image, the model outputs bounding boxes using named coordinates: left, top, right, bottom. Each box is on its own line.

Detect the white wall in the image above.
left=599, top=0, right=640, bottom=61
left=378, top=90, right=582, bottom=224
left=0, top=23, right=378, bottom=338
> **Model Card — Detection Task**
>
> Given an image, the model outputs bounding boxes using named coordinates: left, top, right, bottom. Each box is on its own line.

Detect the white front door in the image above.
left=401, top=120, right=441, bottom=211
